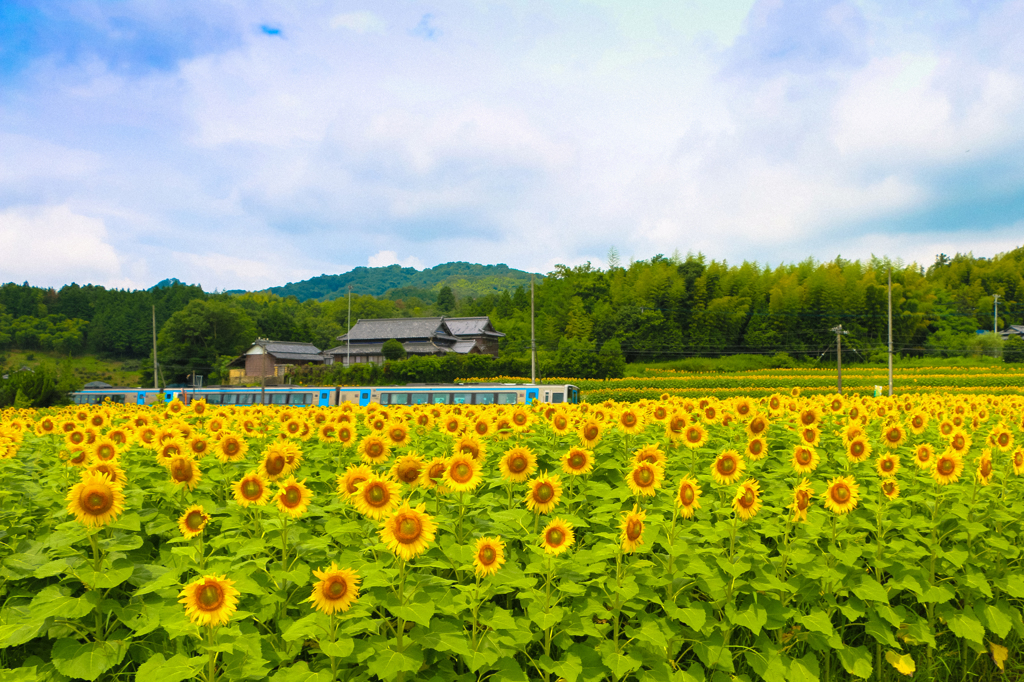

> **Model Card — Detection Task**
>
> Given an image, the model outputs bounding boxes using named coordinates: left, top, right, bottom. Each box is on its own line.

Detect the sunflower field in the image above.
left=1, top=391, right=1024, bottom=681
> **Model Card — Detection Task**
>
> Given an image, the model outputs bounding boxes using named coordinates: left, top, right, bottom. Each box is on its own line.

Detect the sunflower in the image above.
left=908, top=411, right=929, bottom=435
left=178, top=504, right=210, bottom=539
left=359, top=435, right=392, bottom=465
left=352, top=474, right=402, bottom=520
left=682, top=423, right=708, bottom=450
left=413, top=412, right=434, bottom=430
left=389, top=453, right=423, bottom=487
left=827, top=395, right=845, bottom=414
left=767, top=394, right=784, bottom=413
left=366, top=413, right=388, bottom=433
left=87, top=411, right=109, bottom=429
left=258, top=444, right=291, bottom=481
left=541, top=518, right=575, bottom=556
left=34, top=415, right=57, bottom=436
left=711, top=450, right=745, bottom=486
left=948, top=429, right=971, bottom=455
left=379, top=502, right=436, bottom=561
left=549, top=410, right=572, bottom=437
left=632, top=444, right=665, bottom=467
left=66, top=471, right=125, bottom=527
left=733, top=398, right=753, bottom=418
left=216, top=433, right=248, bottom=463
left=467, top=417, right=492, bottom=440
left=732, top=479, right=762, bottom=521
left=745, top=437, right=768, bottom=461
left=525, top=473, right=563, bottom=514
left=441, top=414, right=465, bottom=436
left=179, top=575, right=239, bottom=627
left=881, top=479, right=900, bottom=501
left=188, top=435, right=211, bottom=459
left=473, top=536, right=506, bottom=577
left=307, top=564, right=361, bottom=614
left=990, top=424, right=1014, bottom=452
left=619, top=505, right=646, bottom=553
left=798, top=427, right=820, bottom=447
left=869, top=450, right=900, bottom=477
left=65, top=428, right=88, bottom=448
left=500, top=447, right=536, bottom=483
left=91, top=437, right=119, bottom=462
left=798, top=407, right=819, bottom=428
left=577, top=419, right=603, bottom=448
left=676, top=475, right=702, bottom=519
left=337, top=464, right=373, bottom=499
left=555, top=447, right=592, bottom=478
left=64, top=446, right=90, bottom=467
left=938, top=419, right=955, bottom=437
left=384, top=421, right=412, bottom=448
left=275, top=477, right=313, bottom=518
left=664, top=412, right=689, bottom=442
left=88, top=461, right=126, bottom=488
left=453, top=435, right=487, bottom=462
left=745, top=414, right=770, bottom=439
left=419, top=457, right=449, bottom=491
left=976, top=449, right=994, bottom=486
left=847, top=436, right=871, bottom=463
left=169, top=455, right=202, bottom=491
left=626, top=461, right=664, bottom=497
left=443, top=453, right=481, bottom=493
left=616, top=408, right=645, bottom=435
left=1013, top=448, right=1024, bottom=477
left=787, top=445, right=816, bottom=474
left=823, top=476, right=860, bottom=514
left=880, top=424, right=906, bottom=450
left=912, top=443, right=935, bottom=469
left=789, top=479, right=813, bottom=523
left=233, top=471, right=271, bottom=507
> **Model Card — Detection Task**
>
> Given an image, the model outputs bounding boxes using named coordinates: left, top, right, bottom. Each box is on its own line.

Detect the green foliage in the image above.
left=0, top=361, right=80, bottom=407
left=156, top=299, right=257, bottom=384
left=381, top=339, right=407, bottom=361
left=1004, top=337, right=1024, bottom=363
left=435, top=285, right=456, bottom=314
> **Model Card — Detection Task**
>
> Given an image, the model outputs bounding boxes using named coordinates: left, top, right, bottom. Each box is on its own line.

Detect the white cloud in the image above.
left=173, top=251, right=319, bottom=291
left=367, top=250, right=424, bottom=269
left=330, top=11, right=386, bottom=34
left=0, top=205, right=130, bottom=288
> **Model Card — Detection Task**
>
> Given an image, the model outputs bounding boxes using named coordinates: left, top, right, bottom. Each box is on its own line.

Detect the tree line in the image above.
left=2, top=246, right=1023, bottom=394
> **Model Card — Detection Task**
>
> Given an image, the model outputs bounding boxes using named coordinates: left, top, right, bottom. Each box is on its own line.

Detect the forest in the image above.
left=1, top=246, right=1023, bottom=393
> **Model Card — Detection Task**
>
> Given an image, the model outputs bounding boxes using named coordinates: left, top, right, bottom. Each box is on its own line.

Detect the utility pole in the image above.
left=831, top=325, right=848, bottom=394
left=887, top=268, right=893, bottom=397
left=994, top=294, right=1000, bottom=334
left=346, top=285, right=352, bottom=368
left=151, top=305, right=159, bottom=390
left=530, top=275, right=536, bottom=383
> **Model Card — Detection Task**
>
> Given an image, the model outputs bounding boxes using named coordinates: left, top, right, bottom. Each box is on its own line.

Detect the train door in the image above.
left=526, top=388, right=538, bottom=404
left=318, top=390, right=331, bottom=407
left=359, top=390, right=371, bottom=407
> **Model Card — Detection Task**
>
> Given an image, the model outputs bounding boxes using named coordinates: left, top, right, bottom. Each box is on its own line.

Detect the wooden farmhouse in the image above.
left=323, top=316, right=505, bottom=367
left=227, top=339, right=325, bottom=382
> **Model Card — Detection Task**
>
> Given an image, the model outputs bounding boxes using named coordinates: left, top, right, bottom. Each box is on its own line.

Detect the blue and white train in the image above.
left=70, top=383, right=580, bottom=408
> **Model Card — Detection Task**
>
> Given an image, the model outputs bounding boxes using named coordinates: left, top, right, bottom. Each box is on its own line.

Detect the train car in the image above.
left=71, top=382, right=579, bottom=408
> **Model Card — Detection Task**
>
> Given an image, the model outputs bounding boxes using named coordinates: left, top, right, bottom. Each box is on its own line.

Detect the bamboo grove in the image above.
left=2, top=390, right=1024, bottom=681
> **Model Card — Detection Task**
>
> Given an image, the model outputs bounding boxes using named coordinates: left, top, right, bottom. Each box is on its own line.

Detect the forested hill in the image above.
left=263, top=262, right=537, bottom=301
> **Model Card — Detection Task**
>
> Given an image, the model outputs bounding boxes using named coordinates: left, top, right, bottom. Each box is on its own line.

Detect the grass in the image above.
left=0, top=349, right=142, bottom=387
left=627, top=352, right=1014, bottom=375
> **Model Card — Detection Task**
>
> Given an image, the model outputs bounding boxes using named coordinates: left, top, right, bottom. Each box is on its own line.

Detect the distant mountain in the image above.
left=150, top=278, right=184, bottom=290
left=262, top=262, right=539, bottom=302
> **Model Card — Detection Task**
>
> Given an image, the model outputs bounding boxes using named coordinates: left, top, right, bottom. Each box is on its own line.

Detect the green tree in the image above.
left=436, top=286, right=456, bottom=314
left=157, top=299, right=257, bottom=384
left=381, top=338, right=407, bottom=361
left=1002, top=336, right=1024, bottom=363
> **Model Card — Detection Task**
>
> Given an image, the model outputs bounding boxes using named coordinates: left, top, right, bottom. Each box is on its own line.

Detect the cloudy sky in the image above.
left=1, top=0, right=1023, bottom=292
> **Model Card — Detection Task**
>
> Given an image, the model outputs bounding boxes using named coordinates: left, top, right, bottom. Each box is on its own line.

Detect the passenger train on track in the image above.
left=70, top=383, right=580, bottom=408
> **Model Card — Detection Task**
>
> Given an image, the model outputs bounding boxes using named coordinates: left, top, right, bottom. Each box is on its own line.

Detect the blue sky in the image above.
left=1, top=0, right=1022, bottom=291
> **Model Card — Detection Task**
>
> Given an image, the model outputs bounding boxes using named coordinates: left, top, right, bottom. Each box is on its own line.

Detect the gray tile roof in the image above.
left=338, top=318, right=450, bottom=342
left=256, top=340, right=323, bottom=355
left=445, top=316, right=504, bottom=337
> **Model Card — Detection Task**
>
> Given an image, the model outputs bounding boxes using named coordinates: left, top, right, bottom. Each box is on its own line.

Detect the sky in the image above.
left=1, top=0, right=1023, bottom=292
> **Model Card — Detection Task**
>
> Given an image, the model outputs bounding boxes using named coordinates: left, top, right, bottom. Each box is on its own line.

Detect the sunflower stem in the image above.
left=206, top=625, right=218, bottom=682
left=329, top=612, right=339, bottom=681
left=664, top=503, right=679, bottom=606
left=457, top=492, right=466, bottom=546
left=471, top=572, right=482, bottom=651
left=280, top=515, right=289, bottom=573
left=395, top=559, right=407, bottom=682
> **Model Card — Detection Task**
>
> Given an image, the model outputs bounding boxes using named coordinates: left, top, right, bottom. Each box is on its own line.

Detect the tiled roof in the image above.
left=256, top=340, right=323, bottom=356
left=338, top=318, right=449, bottom=342
left=445, top=316, right=505, bottom=337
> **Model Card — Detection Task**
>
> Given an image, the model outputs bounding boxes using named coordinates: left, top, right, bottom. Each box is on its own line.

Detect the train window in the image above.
left=291, top=394, right=312, bottom=405
left=271, top=393, right=287, bottom=405
left=206, top=394, right=222, bottom=405
left=431, top=393, right=449, bottom=404
left=238, top=394, right=256, bottom=405
left=453, top=394, right=468, bottom=405
left=497, top=392, right=517, bottom=405
left=412, top=393, right=429, bottom=405
left=390, top=394, right=409, bottom=405
left=378, top=394, right=390, bottom=405
left=552, top=392, right=564, bottom=403
left=476, top=393, right=495, bottom=405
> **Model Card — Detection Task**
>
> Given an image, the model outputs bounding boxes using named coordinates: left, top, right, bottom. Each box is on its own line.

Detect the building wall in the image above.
left=245, top=353, right=276, bottom=377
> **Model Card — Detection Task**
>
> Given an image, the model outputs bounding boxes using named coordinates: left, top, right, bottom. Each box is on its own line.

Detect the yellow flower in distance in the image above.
left=443, top=453, right=481, bottom=492
left=976, top=449, right=994, bottom=486
left=620, top=505, right=646, bottom=553
left=275, top=477, right=312, bottom=518
left=745, top=414, right=770, bottom=439
left=682, top=423, right=708, bottom=450
left=359, top=435, right=392, bottom=465
left=823, top=476, right=860, bottom=514
left=577, top=418, right=603, bottom=448
left=875, top=454, right=900, bottom=478
left=791, top=446, right=819, bottom=474
left=881, top=479, right=900, bottom=501
left=847, top=436, right=871, bottom=463
left=178, top=504, right=210, bottom=539
left=745, top=437, right=767, bottom=461
left=67, top=471, right=125, bottom=527
left=913, top=443, right=935, bottom=469
left=379, top=502, right=436, bottom=561
left=626, top=461, right=664, bottom=497
left=179, top=575, right=239, bottom=627
left=789, top=479, right=813, bottom=523
left=216, top=432, right=248, bottom=463
left=307, top=563, right=361, bottom=614
left=473, top=536, right=506, bottom=577
left=561, top=447, right=594, bottom=476
left=337, top=464, right=372, bottom=499
left=525, top=473, right=563, bottom=514
left=541, top=518, right=575, bottom=556
left=168, top=455, right=202, bottom=491
left=616, top=408, right=645, bottom=435
left=391, top=453, right=424, bottom=487
left=932, top=449, right=964, bottom=485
